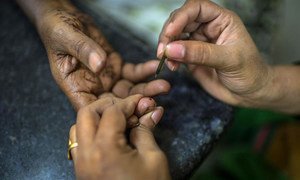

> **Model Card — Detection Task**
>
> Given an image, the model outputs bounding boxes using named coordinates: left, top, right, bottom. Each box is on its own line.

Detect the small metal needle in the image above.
left=155, top=54, right=167, bottom=78
left=155, top=37, right=176, bottom=78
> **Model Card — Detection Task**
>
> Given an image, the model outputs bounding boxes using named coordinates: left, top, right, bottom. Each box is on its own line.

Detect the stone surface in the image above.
left=0, top=1, right=232, bottom=179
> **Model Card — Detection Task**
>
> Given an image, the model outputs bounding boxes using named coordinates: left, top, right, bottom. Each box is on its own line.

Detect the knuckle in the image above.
left=126, top=100, right=136, bottom=109
left=73, top=40, right=90, bottom=59
left=155, top=151, right=168, bottom=161
left=102, top=96, right=117, bottom=106
left=169, top=8, right=178, bottom=18
left=225, top=9, right=238, bottom=18
left=76, top=150, right=106, bottom=179
left=190, top=43, right=208, bottom=65
left=51, top=22, right=66, bottom=37
left=223, top=9, right=241, bottom=23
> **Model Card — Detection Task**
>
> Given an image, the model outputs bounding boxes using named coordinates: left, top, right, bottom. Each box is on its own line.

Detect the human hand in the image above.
left=69, top=95, right=171, bottom=180
left=36, top=5, right=120, bottom=109
left=36, top=4, right=169, bottom=110
left=157, top=0, right=272, bottom=108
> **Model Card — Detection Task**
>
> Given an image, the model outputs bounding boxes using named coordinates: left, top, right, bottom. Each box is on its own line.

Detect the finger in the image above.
left=76, top=106, right=100, bottom=149
left=166, top=60, right=180, bottom=72
left=128, top=96, right=158, bottom=127
left=129, top=80, right=170, bottom=97
left=76, top=97, right=120, bottom=149
left=86, top=23, right=114, bottom=53
left=69, top=125, right=78, bottom=164
left=97, top=95, right=142, bottom=141
left=69, top=92, right=98, bottom=112
left=130, top=107, right=164, bottom=152
left=165, top=40, right=229, bottom=69
left=98, top=52, right=122, bottom=91
left=183, top=22, right=200, bottom=33
left=112, top=79, right=171, bottom=98
left=88, top=96, right=120, bottom=114
left=98, top=92, right=116, bottom=99
left=135, top=97, right=156, bottom=117
left=62, top=30, right=107, bottom=73
left=157, top=9, right=179, bottom=58
left=158, top=1, right=222, bottom=47
left=112, top=79, right=134, bottom=98
left=139, top=106, right=164, bottom=129
left=122, top=61, right=160, bottom=83
left=127, top=115, right=139, bottom=128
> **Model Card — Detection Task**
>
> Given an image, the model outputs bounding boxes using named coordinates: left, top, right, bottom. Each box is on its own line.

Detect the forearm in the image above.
left=245, top=65, right=300, bottom=114
left=15, top=0, right=75, bottom=26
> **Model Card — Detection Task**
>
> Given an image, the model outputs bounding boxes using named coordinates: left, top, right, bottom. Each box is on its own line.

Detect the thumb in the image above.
left=65, top=33, right=107, bottom=73
left=165, top=41, right=228, bottom=69
left=130, top=107, right=163, bottom=152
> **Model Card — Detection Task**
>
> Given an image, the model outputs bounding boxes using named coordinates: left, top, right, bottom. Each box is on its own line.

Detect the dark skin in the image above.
left=158, top=0, right=300, bottom=114
left=16, top=0, right=171, bottom=178
left=69, top=95, right=171, bottom=180
left=16, top=0, right=171, bottom=110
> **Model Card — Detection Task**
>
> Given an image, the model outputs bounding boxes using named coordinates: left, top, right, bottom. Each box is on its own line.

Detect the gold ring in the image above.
left=68, top=139, right=78, bottom=160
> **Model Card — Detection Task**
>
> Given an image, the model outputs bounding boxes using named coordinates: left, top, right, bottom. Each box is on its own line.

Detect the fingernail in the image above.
left=89, top=52, right=104, bottom=73
left=172, top=66, right=176, bottom=71
left=151, top=107, right=163, bottom=124
left=166, top=43, right=185, bottom=59
left=157, top=42, right=164, bottom=58
left=166, top=60, right=176, bottom=71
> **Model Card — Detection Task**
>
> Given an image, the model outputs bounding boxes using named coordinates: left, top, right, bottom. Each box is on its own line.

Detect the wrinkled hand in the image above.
left=157, top=0, right=271, bottom=107
left=37, top=7, right=170, bottom=110
left=69, top=95, right=171, bottom=180
left=38, top=7, right=120, bottom=109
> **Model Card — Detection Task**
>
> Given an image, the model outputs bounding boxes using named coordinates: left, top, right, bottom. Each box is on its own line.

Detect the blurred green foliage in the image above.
left=190, top=107, right=295, bottom=180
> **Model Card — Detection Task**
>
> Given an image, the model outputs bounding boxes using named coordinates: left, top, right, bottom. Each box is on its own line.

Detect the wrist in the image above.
left=16, top=0, right=70, bottom=26
left=17, top=0, right=77, bottom=30
left=240, top=65, right=285, bottom=111
left=35, top=1, right=75, bottom=28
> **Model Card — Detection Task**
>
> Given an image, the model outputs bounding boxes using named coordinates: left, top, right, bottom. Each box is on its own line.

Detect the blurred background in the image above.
left=84, top=0, right=300, bottom=65
left=82, top=0, right=299, bottom=179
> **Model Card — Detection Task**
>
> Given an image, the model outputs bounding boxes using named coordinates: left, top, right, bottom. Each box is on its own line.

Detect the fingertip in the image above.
left=89, top=52, right=106, bottom=73
left=136, top=97, right=156, bottom=117
left=127, top=115, right=139, bottom=128
left=157, top=80, right=171, bottom=94
left=166, top=60, right=179, bottom=71
left=147, top=60, right=160, bottom=71
left=138, top=106, right=164, bottom=129
left=148, top=80, right=171, bottom=96
left=166, top=42, right=185, bottom=60
left=150, top=106, right=164, bottom=125
left=157, top=42, right=164, bottom=58
left=165, top=59, right=173, bottom=71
